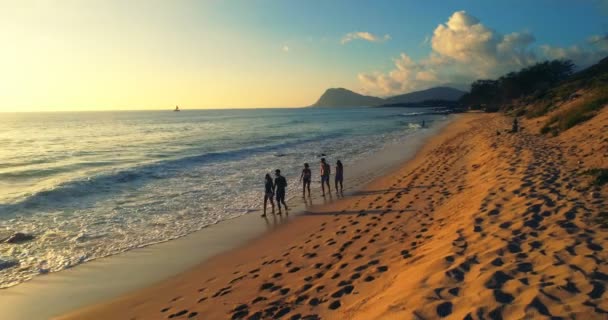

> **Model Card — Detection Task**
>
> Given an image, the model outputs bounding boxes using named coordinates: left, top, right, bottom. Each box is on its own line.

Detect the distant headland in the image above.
left=309, top=86, right=466, bottom=108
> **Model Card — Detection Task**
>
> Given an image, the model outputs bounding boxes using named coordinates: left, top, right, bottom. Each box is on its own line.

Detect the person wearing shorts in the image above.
left=320, top=158, right=331, bottom=196
left=274, top=169, right=288, bottom=214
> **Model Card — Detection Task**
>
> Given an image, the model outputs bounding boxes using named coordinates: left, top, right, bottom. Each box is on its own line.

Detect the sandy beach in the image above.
left=4, top=3, right=608, bottom=320
left=56, top=110, right=607, bottom=320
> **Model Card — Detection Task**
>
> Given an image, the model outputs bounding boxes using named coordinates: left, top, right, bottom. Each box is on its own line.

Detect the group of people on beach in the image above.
left=262, top=158, right=344, bottom=217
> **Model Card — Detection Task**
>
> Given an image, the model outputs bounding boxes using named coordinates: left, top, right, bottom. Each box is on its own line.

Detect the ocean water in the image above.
left=0, top=107, right=448, bottom=288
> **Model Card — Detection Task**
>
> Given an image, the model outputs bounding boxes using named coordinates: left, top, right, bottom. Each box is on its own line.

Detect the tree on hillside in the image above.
left=460, top=59, right=574, bottom=111
left=460, top=80, right=499, bottom=109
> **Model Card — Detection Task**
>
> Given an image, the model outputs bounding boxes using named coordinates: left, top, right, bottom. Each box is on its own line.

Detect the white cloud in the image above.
left=415, top=70, right=437, bottom=82
left=358, top=10, right=608, bottom=96
left=341, top=32, right=391, bottom=44
left=420, top=35, right=431, bottom=46
left=539, top=42, right=607, bottom=68
left=588, top=34, right=608, bottom=50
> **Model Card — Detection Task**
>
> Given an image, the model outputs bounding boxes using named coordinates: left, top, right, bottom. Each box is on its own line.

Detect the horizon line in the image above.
left=0, top=105, right=314, bottom=113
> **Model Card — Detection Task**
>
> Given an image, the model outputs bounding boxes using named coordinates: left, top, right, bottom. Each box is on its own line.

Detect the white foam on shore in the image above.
left=0, top=116, right=453, bottom=320
left=1, top=112, right=449, bottom=289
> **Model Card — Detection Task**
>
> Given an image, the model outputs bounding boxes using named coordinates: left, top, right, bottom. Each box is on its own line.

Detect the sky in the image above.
left=1, top=0, right=607, bottom=112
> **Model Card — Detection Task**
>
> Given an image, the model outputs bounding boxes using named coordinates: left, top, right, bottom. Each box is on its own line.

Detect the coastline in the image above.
left=17, top=108, right=608, bottom=319
left=55, top=113, right=473, bottom=320
left=0, top=115, right=454, bottom=320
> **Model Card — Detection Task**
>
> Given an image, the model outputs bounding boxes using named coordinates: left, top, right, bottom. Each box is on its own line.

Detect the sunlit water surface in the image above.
left=0, top=107, right=448, bottom=287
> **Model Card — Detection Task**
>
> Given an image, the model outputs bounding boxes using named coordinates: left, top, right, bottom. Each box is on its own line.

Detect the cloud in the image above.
left=358, top=10, right=608, bottom=96
left=539, top=39, right=608, bottom=68
left=341, top=32, right=391, bottom=44
left=420, top=35, right=431, bottom=46
left=282, top=44, right=289, bottom=52
left=588, top=34, right=608, bottom=50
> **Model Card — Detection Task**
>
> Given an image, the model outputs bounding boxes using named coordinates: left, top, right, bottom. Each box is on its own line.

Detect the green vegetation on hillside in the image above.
left=540, top=91, right=608, bottom=136
left=460, top=56, right=608, bottom=135
left=460, top=60, right=574, bottom=112
left=522, top=56, right=608, bottom=120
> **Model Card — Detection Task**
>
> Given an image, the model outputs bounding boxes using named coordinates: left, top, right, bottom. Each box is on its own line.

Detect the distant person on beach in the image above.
left=512, top=117, right=519, bottom=133
left=262, top=173, right=275, bottom=217
left=421, top=120, right=426, bottom=128
left=299, top=163, right=312, bottom=198
left=335, top=160, right=344, bottom=193
left=320, top=158, right=331, bottom=196
left=274, top=169, right=288, bottom=214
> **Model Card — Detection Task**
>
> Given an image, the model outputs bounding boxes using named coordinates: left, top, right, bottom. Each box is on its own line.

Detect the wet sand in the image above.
left=59, top=111, right=607, bottom=319
left=1, top=114, right=451, bottom=320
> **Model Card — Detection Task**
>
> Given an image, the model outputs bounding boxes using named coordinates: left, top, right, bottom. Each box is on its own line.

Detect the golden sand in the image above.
left=58, top=110, right=607, bottom=320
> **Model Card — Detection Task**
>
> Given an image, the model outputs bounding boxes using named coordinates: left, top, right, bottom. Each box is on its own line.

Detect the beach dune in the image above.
left=59, top=111, right=607, bottom=320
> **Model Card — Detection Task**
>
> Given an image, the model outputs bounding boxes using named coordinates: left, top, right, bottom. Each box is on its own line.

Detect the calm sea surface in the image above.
left=0, top=107, right=448, bottom=287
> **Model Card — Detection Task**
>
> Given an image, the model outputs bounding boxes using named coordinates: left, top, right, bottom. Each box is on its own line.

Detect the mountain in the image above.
left=376, top=99, right=460, bottom=109
left=309, top=86, right=466, bottom=107
left=383, top=86, right=466, bottom=104
left=310, top=88, right=385, bottom=107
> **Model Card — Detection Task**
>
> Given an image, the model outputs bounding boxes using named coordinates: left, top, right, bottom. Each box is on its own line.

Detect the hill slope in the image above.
left=310, top=88, right=385, bottom=107
left=503, top=56, right=608, bottom=136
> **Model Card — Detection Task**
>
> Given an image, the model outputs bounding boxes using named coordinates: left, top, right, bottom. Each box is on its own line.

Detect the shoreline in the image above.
left=0, top=116, right=453, bottom=320
left=17, top=108, right=608, bottom=319
left=56, top=113, right=472, bottom=320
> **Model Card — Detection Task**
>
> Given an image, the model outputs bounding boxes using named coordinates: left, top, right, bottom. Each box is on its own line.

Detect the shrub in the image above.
left=485, top=105, right=500, bottom=113
left=539, top=125, right=552, bottom=135
left=562, top=113, right=594, bottom=130
left=525, top=102, right=553, bottom=118
left=557, top=95, right=607, bottom=131
left=540, top=90, right=608, bottom=135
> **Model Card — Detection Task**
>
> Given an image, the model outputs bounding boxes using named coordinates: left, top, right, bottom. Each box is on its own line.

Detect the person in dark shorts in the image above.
left=274, top=169, right=288, bottom=214
left=320, top=158, right=331, bottom=196
left=262, top=173, right=275, bottom=217
left=299, top=163, right=312, bottom=198
left=335, top=160, right=344, bottom=193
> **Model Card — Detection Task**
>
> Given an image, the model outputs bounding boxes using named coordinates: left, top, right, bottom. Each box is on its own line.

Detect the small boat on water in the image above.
left=174, top=105, right=180, bottom=112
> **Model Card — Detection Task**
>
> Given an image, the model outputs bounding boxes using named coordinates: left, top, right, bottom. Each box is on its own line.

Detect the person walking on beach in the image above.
left=262, top=173, right=275, bottom=217
left=335, top=160, right=344, bottom=193
left=320, top=158, right=331, bottom=196
left=299, top=163, right=312, bottom=198
left=274, top=169, right=288, bottom=214
left=512, top=117, right=519, bottom=133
